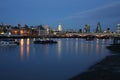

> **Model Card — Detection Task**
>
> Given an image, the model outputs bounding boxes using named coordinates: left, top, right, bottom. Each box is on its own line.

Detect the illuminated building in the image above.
left=116, top=24, right=120, bottom=33
left=58, top=24, right=63, bottom=31
left=43, top=25, right=50, bottom=35
left=96, top=22, right=101, bottom=33
left=11, top=27, right=32, bottom=36
left=84, top=24, right=90, bottom=33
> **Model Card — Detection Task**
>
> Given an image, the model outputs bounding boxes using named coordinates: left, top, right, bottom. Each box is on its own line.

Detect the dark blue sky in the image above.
left=0, top=0, right=120, bottom=31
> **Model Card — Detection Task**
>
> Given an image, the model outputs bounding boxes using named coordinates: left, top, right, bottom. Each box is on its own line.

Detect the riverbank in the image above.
left=70, top=52, right=120, bottom=80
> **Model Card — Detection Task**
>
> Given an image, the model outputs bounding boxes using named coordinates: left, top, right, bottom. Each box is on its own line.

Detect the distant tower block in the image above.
left=58, top=24, right=63, bottom=31
left=117, top=24, right=120, bottom=33
left=96, top=22, right=101, bottom=33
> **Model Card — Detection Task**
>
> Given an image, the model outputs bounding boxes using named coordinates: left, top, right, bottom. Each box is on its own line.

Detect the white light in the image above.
left=58, top=24, right=63, bottom=31
left=0, top=32, right=4, bottom=34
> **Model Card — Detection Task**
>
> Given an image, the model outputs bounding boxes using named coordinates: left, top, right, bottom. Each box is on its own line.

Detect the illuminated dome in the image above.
left=58, top=24, right=63, bottom=31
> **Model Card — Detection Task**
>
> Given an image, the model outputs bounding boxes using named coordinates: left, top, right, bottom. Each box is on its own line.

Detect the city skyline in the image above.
left=0, top=0, right=120, bottom=31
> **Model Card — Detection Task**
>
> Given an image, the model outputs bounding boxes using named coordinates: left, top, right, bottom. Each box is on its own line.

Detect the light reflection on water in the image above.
left=20, top=39, right=24, bottom=60
left=20, top=38, right=30, bottom=61
left=26, top=38, right=30, bottom=58
left=0, top=38, right=113, bottom=80
left=57, top=39, right=62, bottom=58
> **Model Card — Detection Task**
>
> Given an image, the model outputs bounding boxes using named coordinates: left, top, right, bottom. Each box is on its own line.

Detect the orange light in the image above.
left=20, top=30, right=24, bottom=34
left=20, top=39, right=24, bottom=60
left=14, top=30, right=17, bottom=34
left=20, top=39, right=24, bottom=46
left=27, top=38, right=30, bottom=45
left=26, top=38, right=30, bottom=58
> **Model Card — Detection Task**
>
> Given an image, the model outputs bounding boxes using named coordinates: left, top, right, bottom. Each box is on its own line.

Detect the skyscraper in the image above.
left=96, top=22, right=101, bottom=33
left=84, top=24, right=90, bottom=33
left=116, top=24, right=120, bottom=33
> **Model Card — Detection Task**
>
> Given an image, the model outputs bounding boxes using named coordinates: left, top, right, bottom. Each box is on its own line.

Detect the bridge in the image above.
left=65, top=33, right=120, bottom=38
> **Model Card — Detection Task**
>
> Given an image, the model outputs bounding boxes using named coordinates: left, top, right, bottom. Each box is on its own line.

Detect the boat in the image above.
left=0, top=39, right=19, bottom=46
left=86, top=37, right=94, bottom=41
left=33, top=38, right=57, bottom=44
left=107, top=44, right=120, bottom=52
left=85, top=35, right=94, bottom=41
left=106, top=38, right=120, bottom=52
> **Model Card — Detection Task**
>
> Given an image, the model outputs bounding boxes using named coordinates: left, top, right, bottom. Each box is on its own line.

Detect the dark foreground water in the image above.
left=0, top=38, right=112, bottom=80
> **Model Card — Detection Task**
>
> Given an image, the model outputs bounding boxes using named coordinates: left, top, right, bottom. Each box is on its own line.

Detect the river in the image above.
left=0, top=38, right=112, bottom=80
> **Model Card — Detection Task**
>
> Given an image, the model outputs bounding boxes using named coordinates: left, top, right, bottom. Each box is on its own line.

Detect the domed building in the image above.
left=58, top=24, right=63, bottom=31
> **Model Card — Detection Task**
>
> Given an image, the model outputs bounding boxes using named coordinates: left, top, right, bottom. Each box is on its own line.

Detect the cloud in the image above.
left=58, top=1, right=120, bottom=31
left=63, top=1, right=120, bottom=20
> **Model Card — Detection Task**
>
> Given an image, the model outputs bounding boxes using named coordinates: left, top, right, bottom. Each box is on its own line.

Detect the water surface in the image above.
left=0, top=38, right=112, bottom=80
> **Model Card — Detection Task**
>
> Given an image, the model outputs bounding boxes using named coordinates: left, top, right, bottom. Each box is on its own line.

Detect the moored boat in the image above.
left=106, top=38, right=120, bottom=52
left=33, top=38, right=57, bottom=44
left=107, top=44, right=120, bottom=52
left=0, top=39, right=19, bottom=46
left=85, top=36, right=94, bottom=41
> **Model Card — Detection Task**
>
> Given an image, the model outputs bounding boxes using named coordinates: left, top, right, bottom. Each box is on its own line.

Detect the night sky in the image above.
left=0, top=0, right=120, bottom=31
